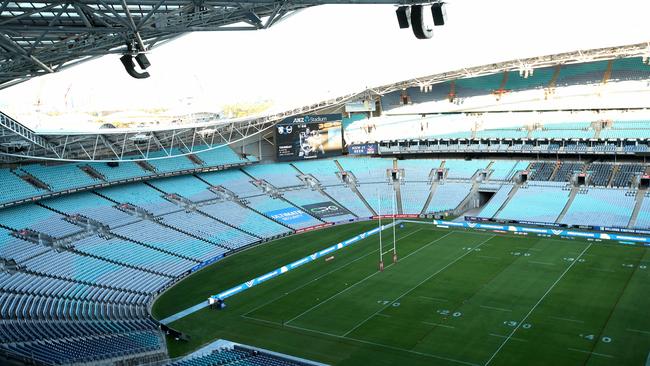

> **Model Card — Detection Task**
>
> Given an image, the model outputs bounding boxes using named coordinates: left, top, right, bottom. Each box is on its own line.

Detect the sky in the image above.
left=1, top=0, right=650, bottom=127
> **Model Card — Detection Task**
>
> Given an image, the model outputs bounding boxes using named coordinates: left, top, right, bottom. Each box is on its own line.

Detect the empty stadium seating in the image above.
left=425, top=182, right=472, bottom=213
left=561, top=188, right=635, bottom=228
left=0, top=169, right=45, bottom=205
left=496, top=182, right=570, bottom=223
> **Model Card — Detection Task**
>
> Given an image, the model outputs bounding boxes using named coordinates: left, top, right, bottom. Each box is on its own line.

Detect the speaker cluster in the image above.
left=396, top=2, right=447, bottom=39
left=120, top=53, right=151, bottom=79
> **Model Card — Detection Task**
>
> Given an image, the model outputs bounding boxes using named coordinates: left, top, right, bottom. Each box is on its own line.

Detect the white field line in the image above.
left=477, top=255, right=501, bottom=260
left=243, top=228, right=424, bottom=316
left=483, top=242, right=593, bottom=366
left=419, top=296, right=448, bottom=302
left=627, top=328, right=650, bottom=335
left=567, top=348, right=614, bottom=359
left=528, top=261, right=555, bottom=266
left=285, top=231, right=455, bottom=325
left=488, top=333, right=527, bottom=343
left=376, top=313, right=391, bottom=318
left=342, top=235, right=496, bottom=337
left=480, top=305, right=512, bottom=313
left=241, top=314, right=479, bottom=366
left=548, top=315, right=584, bottom=324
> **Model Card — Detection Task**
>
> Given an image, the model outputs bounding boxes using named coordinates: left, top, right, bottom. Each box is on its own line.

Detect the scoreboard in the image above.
left=276, top=114, right=343, bottom=162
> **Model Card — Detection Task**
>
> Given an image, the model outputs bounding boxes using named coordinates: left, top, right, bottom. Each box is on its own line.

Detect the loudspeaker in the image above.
left=134, top=53, right=151, bottom=70
left=395, top=6, right=410, bottom=29
left=431, top=3, right=447, bottom=26
left=410, top=5, right=433, bottom=39
left=120, top=54, right=150, bottom=79
left=107, top=162, right=119, bottom=168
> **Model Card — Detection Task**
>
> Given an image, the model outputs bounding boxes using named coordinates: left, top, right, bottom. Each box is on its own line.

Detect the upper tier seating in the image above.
left=587, top=163, right=613, bottom=187
left=611, top=164, right=644, bottom=187
left=193, top=146, right=249, bottom=167
left=609, top=57, right=650, bottom=82
left=529, top=162, right=555, bottom=181
left=338, top=157, right=393, bottom=183
left=495, top=183, right=569, bottom=223
left=554, top=60, right=607, bottom=87
left=97, top=183, right=180, bottom=216
left=0, top=169, right=45, bottom=205
left=398, top=159, right=440, bottom=181
left=41, top=192, right=139, bottom=228
left=292, top=159, right=342, bottom=186
left=87, top=161, right=152, bottom=182
left=443, top=159, right=490, bottom=179
left=244, top=164, right=303, bottom=188
left=198, top=170, right=261, bottom=197
left=21, top=164, right=101, bottom=191
left=553, top=162, right=584, bottom=182
left=425, top=182, right=472, bottom=213
left=560, top=188, right=635, bottom=228
left=0, top=203, right=82, bottom=238
left=146, top=149, right=200, bottom=173
left=147, top=175, right=217, bottom=202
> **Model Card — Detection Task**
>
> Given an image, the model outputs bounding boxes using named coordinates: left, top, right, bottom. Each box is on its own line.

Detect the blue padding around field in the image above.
left=210, top=225, right=386, bottom=301
left=432, top=220, right=650, bottom=246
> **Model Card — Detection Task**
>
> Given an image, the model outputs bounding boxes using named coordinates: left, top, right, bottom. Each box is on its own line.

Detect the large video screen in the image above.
left=276, top=114, right=343, bottom=161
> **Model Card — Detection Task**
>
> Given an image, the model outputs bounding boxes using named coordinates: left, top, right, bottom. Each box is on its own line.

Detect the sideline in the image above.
left=159, top=220, right=404, bottom=324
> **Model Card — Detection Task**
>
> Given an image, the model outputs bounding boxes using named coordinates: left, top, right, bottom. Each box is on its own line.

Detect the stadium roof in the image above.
left=0, top=0, right=434, bottom=89
left=1, top=41, right=649, bottom=163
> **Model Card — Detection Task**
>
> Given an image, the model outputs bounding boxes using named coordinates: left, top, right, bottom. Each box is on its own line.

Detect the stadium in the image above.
left=1, top=1, right=650, bottom=365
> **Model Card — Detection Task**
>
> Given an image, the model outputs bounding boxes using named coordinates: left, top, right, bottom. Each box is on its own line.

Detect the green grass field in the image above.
left=152, top=221, right=650, bottom=366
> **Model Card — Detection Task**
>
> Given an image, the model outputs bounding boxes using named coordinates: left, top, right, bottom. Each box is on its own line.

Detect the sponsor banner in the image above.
left=434, top=220, right=650, bottom=245
left=190, top=254, right=224, bottom=273
left=373, top=214, right=419, bottom=219
left=210, top=222, right=397, bottom=301
left=295, top=223, right=333, bottom=233
left=302, top=201, right=351, bottom=219
left=266, top=207, right=312, bottom=226
left=348, top=143, right=378, bottom=155
left=601, top=226, right=650, bottom=235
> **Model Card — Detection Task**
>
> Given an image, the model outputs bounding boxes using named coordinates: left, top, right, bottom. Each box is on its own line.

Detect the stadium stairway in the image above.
left=14, top=171, right=50, bottom=191
left=110, top=229, right=200, bottom=263
left=236, top=199, right=295, bottom=232
left=607, top=165, right=620, bottom=187
left=347, top=180, right=377, bottom=217
left=452, top=180, right=481, bottom=216
left=627, top=188, right=647, bottom=228
left=491, top=183, right=521, bottom=218
left=548, top=161, right=562, bottom=181
left=393, top=180, right=404, bottom=215
left=197, top=204, right=263, bottom=241
left=136, top=161, right=156, bottom=174
left=419, top=181, right=438, bottom=215
left=555, top=186, right=580, bottom=223
left=315, top=186, right=360, bottom=219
